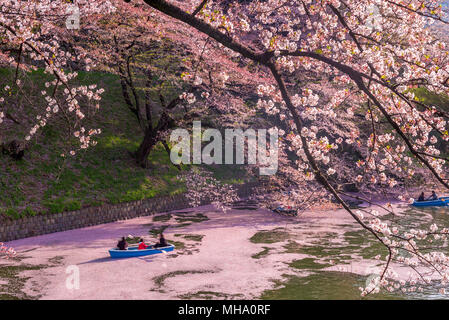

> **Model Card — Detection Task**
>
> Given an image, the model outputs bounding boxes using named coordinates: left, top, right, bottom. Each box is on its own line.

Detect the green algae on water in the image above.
left=250, top=229, right=290, bottom=244
left=288, top=258, right=332, bottom=270
left=252, top=247, right=272, bottom=259
left=260, top=271, right=403, bottom=300
left=178, top=291, right=244, bottom=300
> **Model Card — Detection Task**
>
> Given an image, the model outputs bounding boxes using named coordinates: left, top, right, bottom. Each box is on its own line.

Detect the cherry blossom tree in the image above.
left=78, top=0, right=252, bottom=167
left=131, top=0, right=449, bottom=294
left=0, top=0, right=120, bottom=260
left=0, top=0, right=117, bottom=160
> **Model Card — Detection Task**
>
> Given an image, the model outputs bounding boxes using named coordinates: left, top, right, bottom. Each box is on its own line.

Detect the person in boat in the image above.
left=417, top=192, right=425, bottom=202
left=154, top=233, right=168, bottom=248
left=117, top=237, right=128, bottom=250
left=138, top=238, right=148, bottom=250
left=428, top=191, right=438, bottom=201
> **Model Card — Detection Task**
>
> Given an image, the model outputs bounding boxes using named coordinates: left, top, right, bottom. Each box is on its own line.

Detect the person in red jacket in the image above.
left=138, top=238, right=148, bottom=250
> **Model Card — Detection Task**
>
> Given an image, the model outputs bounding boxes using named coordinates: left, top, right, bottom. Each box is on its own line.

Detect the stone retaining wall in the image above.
left=0, top=182, right=259, bottom=242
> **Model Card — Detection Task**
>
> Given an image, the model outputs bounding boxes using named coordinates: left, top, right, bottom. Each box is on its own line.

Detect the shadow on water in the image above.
left=78, top=254, right=166, bottom=265
left=78, top=257, right=114, bottom=264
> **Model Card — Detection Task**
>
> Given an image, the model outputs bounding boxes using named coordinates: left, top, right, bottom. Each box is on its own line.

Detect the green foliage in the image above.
left=43, top=198, right=82, bottom=214
left=153, top=213, right=172, bottom=222
left=260, top=272, right=402, bottom=300
left=251, top=247, right=272, bottom=259
left=411, top=87, right=449, bottom=110
left=249, top=229, right=290, bottom=244
left=2, top=208, right=22, bottom=220
left=22, top=206, right=37, bottom=217
left=125, top=236, right=141, bottom=244
left=288, top=258, right=332, bottom=270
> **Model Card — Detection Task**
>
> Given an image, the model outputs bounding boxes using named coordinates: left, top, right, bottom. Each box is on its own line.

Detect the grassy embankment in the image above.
left=0, top=68, right=250, bottom=220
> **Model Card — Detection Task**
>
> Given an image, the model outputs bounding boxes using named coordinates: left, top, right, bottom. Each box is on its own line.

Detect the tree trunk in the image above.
left=1, top=140, right=25, bottom=161
left=134, top=112, right=176, bottom=168
left=134, top=127, right=159, bottom=168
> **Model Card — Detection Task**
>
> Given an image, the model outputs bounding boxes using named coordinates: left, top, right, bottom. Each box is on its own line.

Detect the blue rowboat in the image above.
left=272, top=206, right=297, bottom=216
left=412, top=197, right=449, bottom=207
left=109, top=244, right=174, bottom=258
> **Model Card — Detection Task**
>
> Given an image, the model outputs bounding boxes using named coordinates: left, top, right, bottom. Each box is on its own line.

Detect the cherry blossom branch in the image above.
left=0, top=242, right=16, bottom=260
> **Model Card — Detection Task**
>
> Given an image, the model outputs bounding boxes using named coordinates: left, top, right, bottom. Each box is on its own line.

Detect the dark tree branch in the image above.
left=142, top=0, right=268, bottom=64
left=14, top=42, right=23, bottom=84
left=328, top=4, right=363, bottom=53
left=4, top=112, right=20, bottom=124
left=191, top=0, right=208, bottom=17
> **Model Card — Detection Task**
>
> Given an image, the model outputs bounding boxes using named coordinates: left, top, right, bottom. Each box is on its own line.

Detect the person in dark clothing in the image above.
left=154, top=233, right=167, bottom=248
left=117, top=237, right=128, bottom=250
left=418, top=192, right=425, bottom=201
left=428, top=191, right=438, bottom=201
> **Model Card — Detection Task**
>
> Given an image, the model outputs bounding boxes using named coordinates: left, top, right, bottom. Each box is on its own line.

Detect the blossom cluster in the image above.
left=0, top=0, right=111, bottom=154
left=0, top=243, right=16, bottom=260
left=180, top=169, right=239, bottom=213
